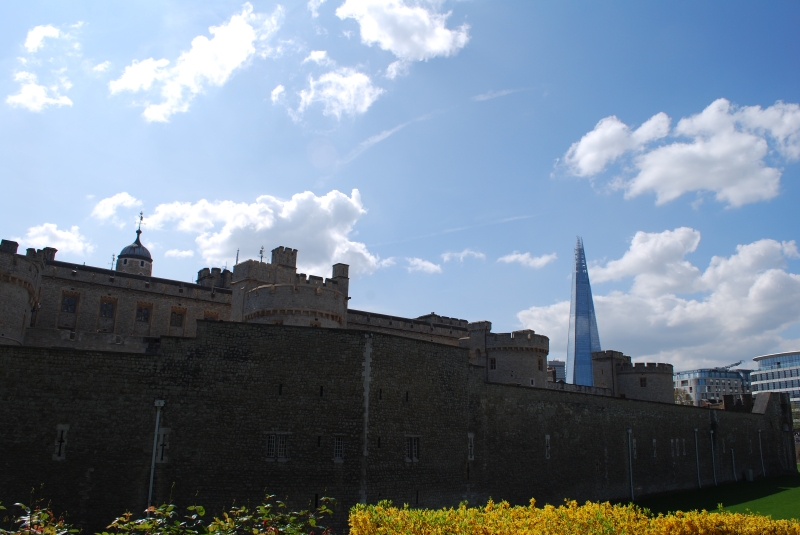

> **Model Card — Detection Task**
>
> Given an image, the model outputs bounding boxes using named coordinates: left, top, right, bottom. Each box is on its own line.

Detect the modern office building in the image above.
left=548, top=359, right=566, bottom=382
left=751, top=351, right=800, bottom=402
left=566, top=237, right=601, bottom=386
left=673, top=367, right=751, bottom=406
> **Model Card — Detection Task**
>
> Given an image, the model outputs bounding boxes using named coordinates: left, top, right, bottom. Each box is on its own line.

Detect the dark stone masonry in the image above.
left=0, top=321, right=796, bottom=532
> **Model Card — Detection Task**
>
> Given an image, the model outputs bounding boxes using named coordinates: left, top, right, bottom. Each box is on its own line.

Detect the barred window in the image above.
left=277, top=435, right=287, bottom=458
left=266, top=434, right=288, bottom=459
left=538, top=358, right=543, bottom=372
left=334, top=437, right=344, bottom=461
left=467, top=433, right=474, bottom=461
left=100, top=301, right=114, bottom=318
left=639, top=377, right=647, bottom=387
left=136, top=307, right=151, bottom=323
left=61, top=296, right=77, bottom=313
left=266, top=435, right=276, bottom=458
left=489, top=358, right=496, bottom=370
left=170, top=311, right=184, bottom=327
left=406, top=437, right=419, bottom=462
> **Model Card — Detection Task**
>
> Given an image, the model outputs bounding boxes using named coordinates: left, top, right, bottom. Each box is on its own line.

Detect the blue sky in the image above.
left=2, top=1, right=799, bottom=370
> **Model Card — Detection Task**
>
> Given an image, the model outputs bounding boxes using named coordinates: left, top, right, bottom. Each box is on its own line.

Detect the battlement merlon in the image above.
left=592, top=350, right=632, bottom=365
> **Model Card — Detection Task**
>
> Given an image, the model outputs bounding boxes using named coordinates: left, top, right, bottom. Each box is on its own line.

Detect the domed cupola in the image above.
left=116, top=216, right=153, bottom=276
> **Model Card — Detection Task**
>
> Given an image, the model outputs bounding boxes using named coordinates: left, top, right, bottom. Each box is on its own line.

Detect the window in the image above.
left=136, top=307, right=151, bottom=323
left=123, top=259, right=128, bottom=265
left=530, top=378, right=535, bottom=387
left=467, top=433, right=474, bottom=461
left=639, top=377, right=647, bottom=388
left=53, top=424, right=69, bottom=461
left=156, top=428, right=170, bottom=463
left=140, top=260, right=145, bottom=267
left=266, top=434, right=288, bottom=460
left=406, top=437, right=419, bottom=461
left=545, top=434, right=550, bottom=460
left=100, top=301, right=114, bottom=318
left=61, top=295, right=77, bottom=313
left=170, top=311, right=184, bottom=327
left=538, top=358, right=543, bottom=372
left=334, top=437, right=344, bottom=461
left=489, top=358, right=496, bottom=370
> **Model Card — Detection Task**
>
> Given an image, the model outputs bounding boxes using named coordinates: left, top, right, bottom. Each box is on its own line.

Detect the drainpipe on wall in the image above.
left=731, top=449, right=737, bottom=482
left=694, top=428, right=701, bottom=488
left=148, top=399, right=166, bottom=513
left=626, top=429, right=634, bottom=501
left=758, top=429, right=766, bottom=477
left=710, top=430, right=717, bottom=486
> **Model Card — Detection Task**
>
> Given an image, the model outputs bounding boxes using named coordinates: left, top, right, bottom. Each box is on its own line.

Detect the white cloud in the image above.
left=296, top=68, right=383, bottom=119
left=109, top=3, right=283, bottom=122
left=270, top=84, right=285, bottom=103
left=563, top=99, right=800, bottom=207
left=6, top=71, right=72, bottom=112
left=336, top=0, right=470, bottom=63
left=441, top=248, right=485, bottom=262
left=385, top=59, right=409, bottom=79
left=91, top=192, right=142, bottom=226
left=340, top=113, right=429, bottom=164
left=472, top=88, right=524, bottom=102
left=92, top=61, right=110, bottom=73
left=16, top=223, right=94, bottom=256
left=24, top=25, right=60, bottom=52
left=406, top=257, right=442, bottom=273
left=518, top=228, right=800, bottom=370
left=303, top=50, right=334, bottom=66
left=165, top=249, right=195, bottom=258
left=147, top=189, right=389, bottom=276
left=589, top=227, right=701, bottom=296
left=308, top=0, right=327, bottom=18
left=564, top=113, right=670, bottom=176
left=498, top=251, right=557, bottom=269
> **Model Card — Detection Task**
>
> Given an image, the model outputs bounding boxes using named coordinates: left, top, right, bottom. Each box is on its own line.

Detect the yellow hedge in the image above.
left=349, top=499, right=800, bottom=535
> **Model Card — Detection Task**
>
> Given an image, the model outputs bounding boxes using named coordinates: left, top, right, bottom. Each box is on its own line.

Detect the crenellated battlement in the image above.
left=271, top=246, right=297, bottom=267
left=487, top=329, right=549, bottom=350
left=617, top=362, right=674, bottom=374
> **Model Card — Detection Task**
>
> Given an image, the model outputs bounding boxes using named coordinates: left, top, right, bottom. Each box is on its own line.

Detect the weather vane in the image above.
left=259, top=246, right=265, bottom=263
left=137, top=211, right=144, bottom=231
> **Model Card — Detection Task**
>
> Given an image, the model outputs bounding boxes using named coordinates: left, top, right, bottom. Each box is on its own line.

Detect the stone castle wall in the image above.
left=0, top=322, right=794, bottom=532
left=347, top=309, right=469, bottom=346
left=30, top=260, right=230, bottom=348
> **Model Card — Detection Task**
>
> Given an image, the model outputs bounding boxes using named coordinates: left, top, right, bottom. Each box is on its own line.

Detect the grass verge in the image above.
left=636, top=475, right=800, bottom=520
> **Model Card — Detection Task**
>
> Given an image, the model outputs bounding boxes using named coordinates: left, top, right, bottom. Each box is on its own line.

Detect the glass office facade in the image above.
left=566, top=237, right=601, bottom=386
left=673, top=368, right=751, bottom=406
left=751, top=351, right=800, bottom=402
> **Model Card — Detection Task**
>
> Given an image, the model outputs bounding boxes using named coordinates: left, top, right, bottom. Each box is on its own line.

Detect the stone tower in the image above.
left=116, top=223, right=152, bottom=277
left=0, top=240, right=45, bottom=346
left=230, top=246, right=349, bottom=328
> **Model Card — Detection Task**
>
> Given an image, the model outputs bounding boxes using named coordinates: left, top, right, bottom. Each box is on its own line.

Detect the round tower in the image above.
left=116, top=228, right=152, bottom=276
left=232, top=247, right=349, bottom=328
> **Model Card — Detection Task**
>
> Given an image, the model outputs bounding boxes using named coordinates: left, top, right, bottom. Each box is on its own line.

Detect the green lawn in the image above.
left=635, top=475, right=800, bottom=520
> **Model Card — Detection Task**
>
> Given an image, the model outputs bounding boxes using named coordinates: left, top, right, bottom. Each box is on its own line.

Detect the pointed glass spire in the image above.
left=566, top=237, right=601, bottom=386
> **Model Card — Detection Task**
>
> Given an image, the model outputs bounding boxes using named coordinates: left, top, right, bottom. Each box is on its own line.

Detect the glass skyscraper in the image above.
left=566, top=237, right=602, bottom=386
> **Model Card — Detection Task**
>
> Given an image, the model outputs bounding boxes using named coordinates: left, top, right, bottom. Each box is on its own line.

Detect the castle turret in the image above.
left=230, top=247, right=349, bottom=328
left=116, top=227, right=152, bottom=276
left=592, top=350, right=674, bottom=403
left=0, top=240, right=44, bottom=346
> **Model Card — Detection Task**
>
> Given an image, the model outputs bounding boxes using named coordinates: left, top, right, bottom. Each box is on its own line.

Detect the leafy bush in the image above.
left=0, top=496, right=334, bottom=535
left=349, top=499, right=800, bottom=535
